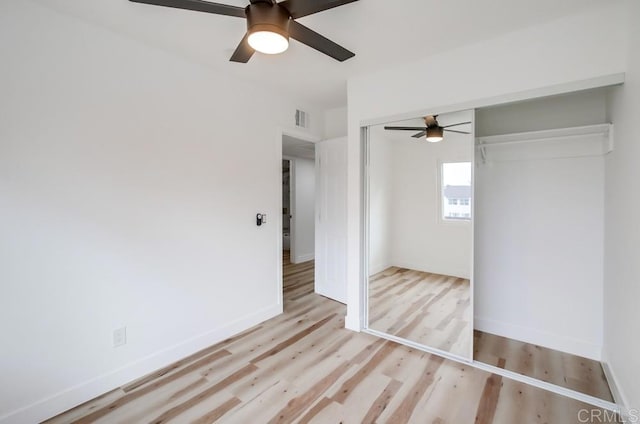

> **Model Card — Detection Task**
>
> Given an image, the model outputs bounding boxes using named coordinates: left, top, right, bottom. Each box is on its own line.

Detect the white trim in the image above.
left=468, top=109, right=476, bottom=362
left=276, top=129, right=285, bottom=311
left=279, top=126, right=322, bottom=145
left=472, top=360, right=620, bottom=413
left=0, top=304, right=281, bottom=424
left=283, top=155, right=297, bottom=262
left=475, top=317, right=602, bottom=361
left=360, top=73, right=625, bottom=127
left=601, top=350, right=632, bottom=417
left=293, top=253, right=314, bottom=263
left=364, top=328, right=473, bottom=364
left=346, top=127, right=369, bottom=332
left=362, top=328, right=618, bottom=414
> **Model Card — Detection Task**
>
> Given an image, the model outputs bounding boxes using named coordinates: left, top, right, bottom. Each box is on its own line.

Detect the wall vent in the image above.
left=295, top=109, right=309, bottom=129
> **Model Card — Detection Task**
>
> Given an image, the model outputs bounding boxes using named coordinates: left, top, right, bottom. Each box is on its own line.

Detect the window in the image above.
left=442, top=162, right=471, bottom=221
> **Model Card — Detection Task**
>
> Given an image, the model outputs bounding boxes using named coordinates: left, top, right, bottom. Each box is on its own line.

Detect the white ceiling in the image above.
left=34, top=0, right=604, bottom=108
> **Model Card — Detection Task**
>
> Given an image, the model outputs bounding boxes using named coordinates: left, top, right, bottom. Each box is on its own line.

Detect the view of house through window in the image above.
left=442, top=162, right=471, bottom=220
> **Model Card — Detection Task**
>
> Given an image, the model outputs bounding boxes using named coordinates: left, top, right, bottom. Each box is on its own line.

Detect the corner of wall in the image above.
left=323, top=106, right=348, bottom=139
left=601, top=348, right=632, bottom=417
left=344, top=314, right=361, bottom=332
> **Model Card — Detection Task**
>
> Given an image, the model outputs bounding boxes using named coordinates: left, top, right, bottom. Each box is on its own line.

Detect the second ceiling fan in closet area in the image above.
left=384, top=115, right=471, bottom=143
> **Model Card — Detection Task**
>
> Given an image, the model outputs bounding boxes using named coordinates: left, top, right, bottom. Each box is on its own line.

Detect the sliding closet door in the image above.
left=365, top=110, right=475, bottom=361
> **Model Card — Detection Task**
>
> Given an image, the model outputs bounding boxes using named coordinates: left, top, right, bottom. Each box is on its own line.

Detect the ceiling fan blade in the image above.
left=384, top=126, right=427, bottom=131
left=288, top=20, right=355, bottom=62
left=444, top=129, right=471, bottom=134
left=442, top=121, right=472, bottom=128
left=129, top=0, right=246, bottom=18
left=412, top=131, right=426, bottom=138
left=229, top=33, right=255, bottom=63
left=279, top=0, right=358, bottom=19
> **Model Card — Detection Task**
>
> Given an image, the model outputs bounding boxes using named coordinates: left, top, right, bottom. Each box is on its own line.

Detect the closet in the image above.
left=363, top=87, right=616, bottom=409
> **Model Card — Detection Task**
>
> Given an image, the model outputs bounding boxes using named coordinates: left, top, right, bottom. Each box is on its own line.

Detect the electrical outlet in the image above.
left=113, top=327, right=126, bottom=348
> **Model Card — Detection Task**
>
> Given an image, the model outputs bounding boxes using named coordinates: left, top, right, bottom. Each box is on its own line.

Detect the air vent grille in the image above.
left=295, top=109, right=309, bottom=129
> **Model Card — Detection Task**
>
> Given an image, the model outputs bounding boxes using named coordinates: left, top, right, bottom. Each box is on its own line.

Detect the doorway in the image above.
left=282, top=135, right=316, bottom=306
left=282, top=159, right=292, bottom=256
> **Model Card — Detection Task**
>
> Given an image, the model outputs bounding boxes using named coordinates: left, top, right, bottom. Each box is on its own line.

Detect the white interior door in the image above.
left=315, top=137, right=347, bottom=303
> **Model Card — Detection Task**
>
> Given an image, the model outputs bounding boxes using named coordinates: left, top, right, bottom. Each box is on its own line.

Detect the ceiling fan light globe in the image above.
left=426, top=126, right=444, bottom=142
left=248, top=31, right=289, bottom=54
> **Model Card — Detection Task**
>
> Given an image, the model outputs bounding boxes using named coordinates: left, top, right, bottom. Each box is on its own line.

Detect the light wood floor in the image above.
left=474, top=330, right=614, bottom=401
left=46, top=254, right=616, bottom=423
left=368, top=267, right=472, bottom=358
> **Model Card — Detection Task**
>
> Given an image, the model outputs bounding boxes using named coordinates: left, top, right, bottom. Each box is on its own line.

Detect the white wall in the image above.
left=368, top=124, right=473, bottom=279
left=367, top=130, right=393, bottom=275
left=476, top=89, right=609, bottom=137
left=291, top=158, right=315, bottom=263
left=0, top=1, right=324, bottom=422
left=475, top=155, right=605, bottom=359
left=345, top=2, right=627, bottom=331
left=388, top=126, right=473, bottom=279
left=603, top=0, right=640, bottom=413
left=474, top=92, right=608, bottom=360
left=324, top=106, right=348, bottom=139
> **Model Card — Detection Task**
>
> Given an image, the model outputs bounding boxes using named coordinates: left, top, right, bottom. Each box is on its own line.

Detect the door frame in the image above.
left=282, top=156, right=295, bottom=260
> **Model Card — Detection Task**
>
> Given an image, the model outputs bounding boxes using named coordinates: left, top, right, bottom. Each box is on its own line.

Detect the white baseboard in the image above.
left=292, top=253, right=314, bottom=263
left=390, top=260, right=470, bottom=280
left=601, top=350, right=632, bottom=417
left=475, top=317, right=602, bottom=360
left=0, top=304, right=282, bottom=424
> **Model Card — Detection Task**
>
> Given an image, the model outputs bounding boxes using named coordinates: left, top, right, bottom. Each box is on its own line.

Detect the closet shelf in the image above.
left=475, top=123, right=613, bottom=163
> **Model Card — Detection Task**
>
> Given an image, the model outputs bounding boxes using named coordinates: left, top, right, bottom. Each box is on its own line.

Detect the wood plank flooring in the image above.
left=368, top=267, right=472, bottom=358
left=45, top=253, right=617, bottom=423
left=474, top=330, right=614, bottom=401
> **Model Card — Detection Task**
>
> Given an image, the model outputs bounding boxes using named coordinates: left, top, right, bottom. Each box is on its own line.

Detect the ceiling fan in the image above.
left=129, top=0, right=357, bottom=63
left=384, top=115, right=471, bottom=143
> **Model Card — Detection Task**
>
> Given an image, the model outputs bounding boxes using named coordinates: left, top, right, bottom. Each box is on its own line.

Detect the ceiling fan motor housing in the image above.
left=246, top=2, right=291, bottom=41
